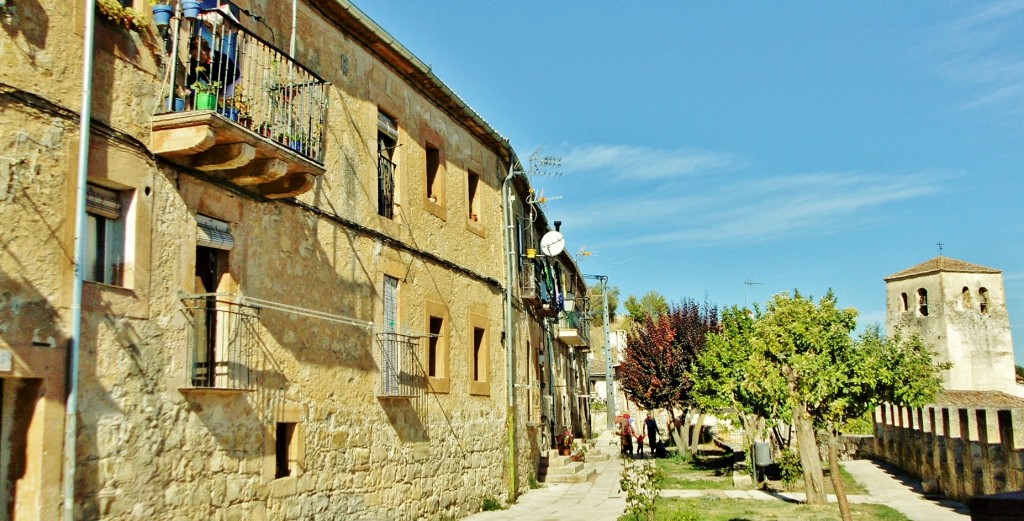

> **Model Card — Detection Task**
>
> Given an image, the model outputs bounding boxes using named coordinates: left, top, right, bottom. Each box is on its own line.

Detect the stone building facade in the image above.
left=884, top=256, right=1020, bottom=396
left=0, top=1, right=590, bottom=519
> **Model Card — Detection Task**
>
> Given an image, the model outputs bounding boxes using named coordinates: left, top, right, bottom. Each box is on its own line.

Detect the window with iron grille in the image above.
left=378, top=111, right=398, bottom=219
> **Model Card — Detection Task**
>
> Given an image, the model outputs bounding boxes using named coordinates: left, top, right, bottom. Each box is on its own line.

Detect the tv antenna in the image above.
left=525, top=147, right=562, bottom=177
left=744, top=279, right=762, bottom=308
left=576, top=246, right=597, bottom=259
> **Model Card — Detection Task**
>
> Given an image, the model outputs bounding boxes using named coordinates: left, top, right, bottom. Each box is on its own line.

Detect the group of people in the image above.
left=617, top=412, right=665, bottom=458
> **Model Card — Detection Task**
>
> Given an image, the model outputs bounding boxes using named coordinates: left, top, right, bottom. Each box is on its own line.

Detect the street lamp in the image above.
left=584, top=274, right=617, bottom=431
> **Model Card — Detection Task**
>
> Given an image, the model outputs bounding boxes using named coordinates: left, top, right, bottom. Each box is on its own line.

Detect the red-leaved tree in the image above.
left=620, top=298, right=718, bottom=453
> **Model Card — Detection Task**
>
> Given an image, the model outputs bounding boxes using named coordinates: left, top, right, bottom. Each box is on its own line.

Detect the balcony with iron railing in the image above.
left=151, top=6, right=328, bottom=199
left=376, top=332, right=425, bottom=398
left=180, top=294, right=260, bottom=392
left=557, top=308, right=590, bottom=348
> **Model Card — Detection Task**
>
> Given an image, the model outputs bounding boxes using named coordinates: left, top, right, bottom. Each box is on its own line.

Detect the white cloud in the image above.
left=560, top=144, right=742, bottom=180
left=562, top=169, right=950, bottom=248
left=932, top=1, right=1024, bottom=115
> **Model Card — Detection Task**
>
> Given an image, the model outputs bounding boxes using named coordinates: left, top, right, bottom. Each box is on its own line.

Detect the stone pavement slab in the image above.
left=841, top=459, right=969, bottom=521
left=464, top=455, right=625, bottom=521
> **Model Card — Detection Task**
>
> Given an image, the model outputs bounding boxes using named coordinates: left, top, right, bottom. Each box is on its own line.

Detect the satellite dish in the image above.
left=540, top=231, right=565, bottom=256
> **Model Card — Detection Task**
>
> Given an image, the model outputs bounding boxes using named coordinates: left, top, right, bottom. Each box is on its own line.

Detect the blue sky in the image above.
left=354, top=1, right=1024, bottom=363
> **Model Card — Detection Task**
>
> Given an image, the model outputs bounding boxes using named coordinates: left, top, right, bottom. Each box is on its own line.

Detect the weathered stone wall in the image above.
left=873, top=403, right=1024, bottom=502
left=0, top=0, right=561, bottom=519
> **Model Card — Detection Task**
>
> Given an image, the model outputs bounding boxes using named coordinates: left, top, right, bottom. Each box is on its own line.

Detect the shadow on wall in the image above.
left=1, top=0, right=48, bottom=59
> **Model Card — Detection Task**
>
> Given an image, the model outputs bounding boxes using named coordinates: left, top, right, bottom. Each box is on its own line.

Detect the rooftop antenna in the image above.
left=525, top=147, right=562, bottom=177
left=576, top=246, right=597, bottom=260
left=744, top=278, right=762, bottom=308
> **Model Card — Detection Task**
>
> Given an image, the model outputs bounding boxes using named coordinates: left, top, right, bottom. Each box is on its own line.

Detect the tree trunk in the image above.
left=793, top=403, right=827, bottom=505
left=690, top=411, right=706, bottom=455
left=666, top=407, right=684, bottom=451
left=829, top=429, right=853, bottom=521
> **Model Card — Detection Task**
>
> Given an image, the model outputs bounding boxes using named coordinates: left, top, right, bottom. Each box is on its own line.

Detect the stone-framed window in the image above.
left=424, top=144, right=446, bottom=218
left=84, top=183, right=130, bottom=287
left=377, top=110, right=399, bottom=219
left=466, top=170, right=480, bottom=222
left=425, top=300, right=450, bottom=393
left=917, top=288, right=929, bottom=317
left=979, top=287, right=989, bottom=313
left=900, top=292, right=909, bottom=312
left=468, top=313, right=489, bottom=396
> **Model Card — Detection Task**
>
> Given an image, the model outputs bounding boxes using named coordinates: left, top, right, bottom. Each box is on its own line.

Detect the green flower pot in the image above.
left=195, top=93, right=217, bottom=111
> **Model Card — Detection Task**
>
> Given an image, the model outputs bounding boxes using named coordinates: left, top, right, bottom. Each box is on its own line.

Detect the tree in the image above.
left=623, top=290, right=669, bottom=327
left=747, top=290, right=856, bottom=505
left=620, top=298, right=717, bottom=453
left=742, top=291, right=947, bottom=519
left=588, top=283, right=619, bottom=326
left=692, top=306, right=787, bottom=467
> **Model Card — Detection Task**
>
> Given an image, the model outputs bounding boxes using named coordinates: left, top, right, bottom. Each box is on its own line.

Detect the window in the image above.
left=917, top=288, right=929, bottom=317
left=468, top=313, right=489, bottom=396
left=275, top=422, right=297, bottom=478
left=428, top=317, right=443, bottom=378
left=190, top=216, right=244, bottom=389
left=380, top=275, right=401, bottom=396
left=425, top=145, right=445, bottom=207
left=85, top=184, right=128, bottom=286
left=473, top=328, right=485, bottom=382
left=425, top=301, right=449, bottom=393
left=961, top=287, right=972, bottom=310
left=900, top=292, right=909, bottom=312
left=377, top=111, right=398, bottom=219
left=979, top=288, right=989, bottom=313
left=467, top=171, right=480, bottom=222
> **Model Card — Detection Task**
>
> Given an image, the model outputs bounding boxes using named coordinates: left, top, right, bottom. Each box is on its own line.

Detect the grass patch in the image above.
left=656, top=449, right=734, bottom=490
left=762, top=464, right=867, bottom=495
left=622, top=497, right=908, bottom=521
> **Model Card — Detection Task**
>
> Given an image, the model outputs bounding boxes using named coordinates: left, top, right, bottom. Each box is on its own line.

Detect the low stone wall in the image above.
left=816, top=434, right=875, bottom=462
left=872, top=403, right=1024, bottom=502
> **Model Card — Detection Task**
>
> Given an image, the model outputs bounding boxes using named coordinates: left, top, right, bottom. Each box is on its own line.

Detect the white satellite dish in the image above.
left=540, top=231, right=565, bottom=256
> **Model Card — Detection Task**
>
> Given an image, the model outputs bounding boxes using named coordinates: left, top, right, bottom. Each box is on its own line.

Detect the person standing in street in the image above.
left=645, top=413, right=660, bottom=456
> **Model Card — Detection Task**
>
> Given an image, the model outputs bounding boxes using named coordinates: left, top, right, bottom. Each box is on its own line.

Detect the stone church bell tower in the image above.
left=884, top=256, right=1018, bottom=395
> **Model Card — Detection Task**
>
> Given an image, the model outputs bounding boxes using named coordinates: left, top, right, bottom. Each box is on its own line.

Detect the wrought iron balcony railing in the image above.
left=376, top=332, right=425, bottom=398
left=558, top=309, right=590, bottom=347
left=181, top=294, right=260, bottom=391
left=160, top=7, right=328, bottom=163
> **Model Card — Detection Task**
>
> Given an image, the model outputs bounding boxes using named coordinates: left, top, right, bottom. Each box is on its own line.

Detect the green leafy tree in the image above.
left=740, top=290, right=946, bottom=520
left=620, top=299, right=717, bottom=452
left=623, top=291, right=669, bottom=327
left=691, top=306, right=787, bottom=469
left=588, top=283, right=619, bottom=326
left=747, top=290, right=857, bottom=505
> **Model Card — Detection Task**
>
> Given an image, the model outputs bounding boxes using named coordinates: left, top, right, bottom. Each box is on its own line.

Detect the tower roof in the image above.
left=884, top=256, right=1001, bottom=282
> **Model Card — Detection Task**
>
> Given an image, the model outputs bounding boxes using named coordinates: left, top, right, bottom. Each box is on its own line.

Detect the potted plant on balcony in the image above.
left=149, top=0, right=173, bottom=26
left=96, top=0, right=149, bottom=32
left=223, top=88, right=252, bottom=127
left=190, top=69, right=221, bottom=111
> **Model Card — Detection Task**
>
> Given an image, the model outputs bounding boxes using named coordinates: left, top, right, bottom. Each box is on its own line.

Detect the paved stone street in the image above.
left=464, top=432, right=969, bottom=521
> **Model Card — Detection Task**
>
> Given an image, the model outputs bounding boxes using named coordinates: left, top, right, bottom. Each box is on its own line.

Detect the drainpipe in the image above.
left=64, top=1, right=97, bottom=518
left=290, top=0, right=298, bottom=57
left=500, top=159, right=518, bottom=500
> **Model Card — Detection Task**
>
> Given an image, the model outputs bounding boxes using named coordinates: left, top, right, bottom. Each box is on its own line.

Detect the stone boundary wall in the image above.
left=872, top=403, right=1024, bottom=502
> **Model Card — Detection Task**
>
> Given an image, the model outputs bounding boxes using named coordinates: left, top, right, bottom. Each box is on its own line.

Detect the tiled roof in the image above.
left=884, top=256, right=1001, bottom=281
left=931, top=390, right=1024, bottom=408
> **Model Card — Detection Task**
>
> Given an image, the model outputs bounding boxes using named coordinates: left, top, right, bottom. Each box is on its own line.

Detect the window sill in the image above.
left=424, top=198, right=447, bottom=220
left=469, top=381, right=490, bottom=396
left=427, top=376, right=450, bottom=394
left=465, top=217, right=486, bottom=238
left=83, top=281, right=148, bottom=319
